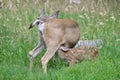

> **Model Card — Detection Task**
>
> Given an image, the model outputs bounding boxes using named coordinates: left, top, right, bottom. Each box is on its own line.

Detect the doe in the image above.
left=28, top=9, right=80, bottom=73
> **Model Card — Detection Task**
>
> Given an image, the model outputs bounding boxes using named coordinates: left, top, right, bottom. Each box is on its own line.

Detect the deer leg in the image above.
left=41, top=45, right=60, bottom=73
left=29, top=41, right=46, bottom=70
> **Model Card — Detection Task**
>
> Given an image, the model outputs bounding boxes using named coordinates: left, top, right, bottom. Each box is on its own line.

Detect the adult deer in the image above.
left=28, top=9, right=80, bottom=73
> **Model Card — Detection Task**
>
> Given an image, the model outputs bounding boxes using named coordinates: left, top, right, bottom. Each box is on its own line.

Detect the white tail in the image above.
left=28, top=9, right=80, bottom=73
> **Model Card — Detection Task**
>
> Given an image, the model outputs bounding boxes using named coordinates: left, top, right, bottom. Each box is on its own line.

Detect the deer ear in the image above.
left=40, top=9, right=46, bottom=18
left=49, top=10, right=60, bottom=19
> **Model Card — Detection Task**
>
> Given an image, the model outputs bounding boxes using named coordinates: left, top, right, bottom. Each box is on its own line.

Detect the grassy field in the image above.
left=0, top=0, right=120, bottom=80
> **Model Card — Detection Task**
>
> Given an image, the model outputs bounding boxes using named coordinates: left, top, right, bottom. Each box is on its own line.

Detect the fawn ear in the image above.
left=49, top=10, right=60, bottom=19
left=60, top=46, right=70, bottom=52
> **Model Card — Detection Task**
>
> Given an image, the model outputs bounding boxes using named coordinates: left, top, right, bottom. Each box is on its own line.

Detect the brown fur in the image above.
left=28, top=10, right=80, bottom=73
left=58, top=46, right=98, bottom=66
left=43, top=19, right=80, bottom=48
left=41, top=19, right=80, bottom=72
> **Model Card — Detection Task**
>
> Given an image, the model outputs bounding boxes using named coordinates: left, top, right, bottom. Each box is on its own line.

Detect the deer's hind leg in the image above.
left=41, top=43, right=61, bottom=73
left=41, top=36, right=63, bottom=73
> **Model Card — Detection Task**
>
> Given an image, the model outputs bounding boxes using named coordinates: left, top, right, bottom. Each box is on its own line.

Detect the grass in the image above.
left=0, top=0, right=120, bottom=80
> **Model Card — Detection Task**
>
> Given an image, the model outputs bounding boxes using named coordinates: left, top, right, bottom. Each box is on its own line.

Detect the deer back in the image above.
left=42, top=19, right=80, bottom=48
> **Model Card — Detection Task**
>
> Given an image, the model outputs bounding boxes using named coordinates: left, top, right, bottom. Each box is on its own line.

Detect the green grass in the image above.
left=0, top=0, right=120, bottom=80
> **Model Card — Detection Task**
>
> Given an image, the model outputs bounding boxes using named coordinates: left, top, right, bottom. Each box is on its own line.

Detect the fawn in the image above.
left=59, top=46, right=98, bottom=66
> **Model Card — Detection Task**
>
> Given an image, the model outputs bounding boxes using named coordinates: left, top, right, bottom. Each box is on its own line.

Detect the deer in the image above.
left=59, top=46, right=98, bottom=66
left=28, top=9, right=80, bottom=73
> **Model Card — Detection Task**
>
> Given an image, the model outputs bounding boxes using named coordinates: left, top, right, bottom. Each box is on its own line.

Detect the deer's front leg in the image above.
left=29, top=41, right=45, bottom=57
left=29, top=42, right=45, bottom=70
left=29, top=32, right=46, bottom=70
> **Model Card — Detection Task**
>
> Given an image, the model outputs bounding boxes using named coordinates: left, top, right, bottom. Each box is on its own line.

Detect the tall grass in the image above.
left=0, top=0, right=120, bottom=80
